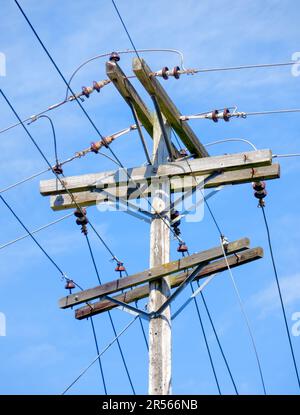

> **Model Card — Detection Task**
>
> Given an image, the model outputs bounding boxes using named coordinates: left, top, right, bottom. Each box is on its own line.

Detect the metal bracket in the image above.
left=172, top=274, right=217, bottom=320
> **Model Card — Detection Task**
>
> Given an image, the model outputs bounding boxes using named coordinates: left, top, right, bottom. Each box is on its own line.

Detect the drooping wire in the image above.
left=260, top=205, right=300, bottom=389
left=205, top=138, right=257, bottom=151
left=0, top=123, right=137, bottom=196
left=31, top=115, right=59, bottom=166
left=85, top=234, right=136, bottom=394
left=65, top=48, right=186, bottom=100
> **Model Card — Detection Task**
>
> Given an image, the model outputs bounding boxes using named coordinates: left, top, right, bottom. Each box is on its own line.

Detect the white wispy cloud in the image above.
left=248, top=273, right=300, bottom=318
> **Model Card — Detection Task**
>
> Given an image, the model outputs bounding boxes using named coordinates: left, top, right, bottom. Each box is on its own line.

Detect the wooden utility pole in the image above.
left=39, top=56, right=281, bottom=396
left=148, top=115, right=172, bottom=395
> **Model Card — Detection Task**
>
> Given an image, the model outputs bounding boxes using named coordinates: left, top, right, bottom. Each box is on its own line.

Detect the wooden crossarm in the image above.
left=75, top=247, right=263, bottom=319
left=133, top=57, right=209, bottom=158
left=40, top=149, right=273, bottom=196
left=49, top=163, right=280, bottom=211
left=106, top=61, right=180, bottom=159
left=59, top=237, right=250, bottom=309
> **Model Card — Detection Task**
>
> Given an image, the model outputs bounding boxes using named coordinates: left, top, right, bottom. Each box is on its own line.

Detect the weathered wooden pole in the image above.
left=148, top=114, right=172, bottom=395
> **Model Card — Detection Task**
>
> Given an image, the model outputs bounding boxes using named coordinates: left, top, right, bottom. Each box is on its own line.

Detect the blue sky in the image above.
left=0, top=0, right=300, bottom=395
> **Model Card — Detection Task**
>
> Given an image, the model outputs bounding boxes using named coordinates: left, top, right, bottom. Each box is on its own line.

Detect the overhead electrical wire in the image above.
left=11, top=0, right=299, bottom=395
left=220, top=239, right=267, bottom=395
left=62, top=315, right=139, bottom=395
left=179, top=151, right=267, bottom=394
left=89, top=317, right=108, bottom=395
left=0, top=88, right=123, bottom=263
left=14, top=1, right=185, bottom=247
left=0, top=90, right=146, bottom=393
left=198, top=288, right=239, bottom=394
left=0, top=194, right=85, bottom=290
left=273, top=153, right=300, bottom=159
left=2, top=96, right=137, bottom=393
left=31, top=114, right=60, bottom=165
left=85, top=234, right=136, bottom=394
left=189, top=282, right=221, bottom=394
left=205, top=138, right=257, bottom=151
left=0, top=213, right=72, bottom=251
left=111, top=0, right=242, bottom=394
left=0, top=93, right=137, bottom=393
left=260, top=206, right=300, bottom=389
left=0, top=122, right=137, bottom=197
left=65, top=47, right=186, bottom=100
left=181, top=108, right=300, bottom=122
left=182, top=248, right=238, bottom=394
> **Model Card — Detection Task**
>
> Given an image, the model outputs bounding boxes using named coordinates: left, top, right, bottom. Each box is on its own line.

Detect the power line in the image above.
left=111, top=0, right=143, bottom=65
left=199, top=289, right=239, bottom=394
left=260, top=205, right=300, bottom=389
left=32, top=115, right=59, bottom=165
left=65, top=48, right=186, bottom=100
left=89, top=317, right=108, bottom=395
left=1, top=55, right=294, bottom=137
left=62, top=315, right=139, bottom=395
left=189, top=283, right=221, bottom=394
left=273, top=153, right=300, bottom=159
left=182, top=249, right=236, bottom=394
left=0, top=193, right=111, bottom=398
left=85, top=234, right=136, bottom=394
left=181, top=108, right=300, bottom=122
left=13, top=2, right=183, bottom=246
left=0, top=213, right=72, bottom=251
left=0, top=167, right=51, bottom=194
left=14, top=0, right=105, bottom=141
left=0, top=88, right=122, bottom=262
left=180, top=155, right=267, bottom=393
left=0, top=194, right=80, bottom=286
left=220, top=239, right=267, bottom=395
left=205, top=138, right=257, bottom=151
left=152, top=61, right=296, bottom=77
left=0, top=123, right=137, bottom=196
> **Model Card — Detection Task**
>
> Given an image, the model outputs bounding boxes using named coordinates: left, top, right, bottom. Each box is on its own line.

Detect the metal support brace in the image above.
left=127, top=98, right=152, bottom=165
left=151, top=263, right=206, bottom=318
left=103, top=294, right=150, bottom=319
left=92, top=188, right=153, bottom=223
left=172, top=274, right=217, bottom=320
left=151, top=95, right=174, bottom=161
